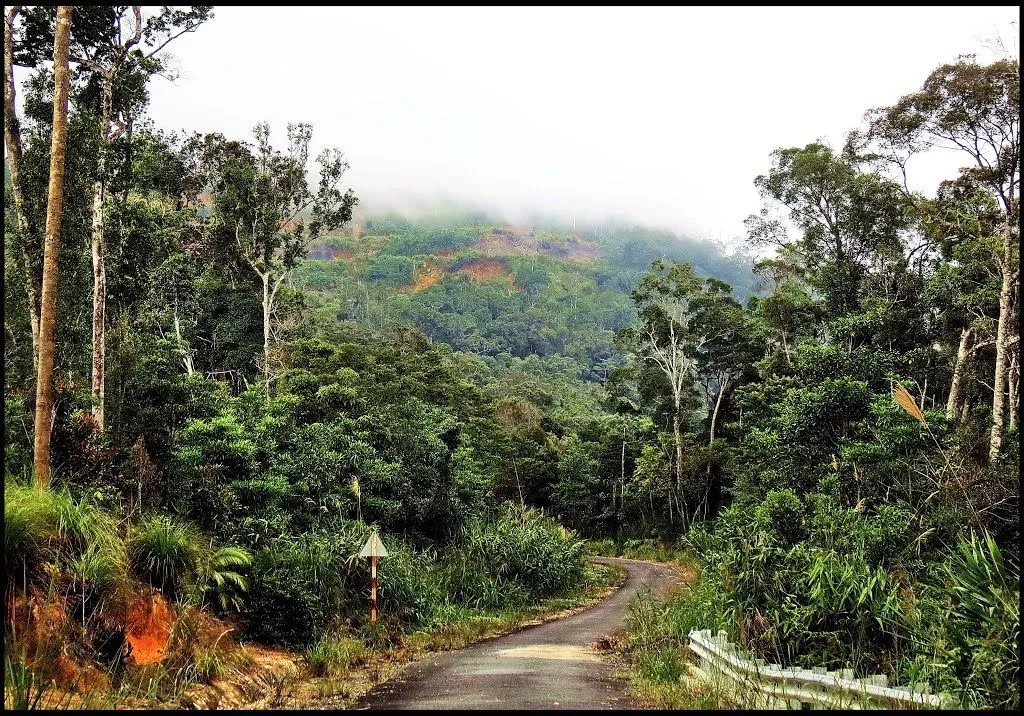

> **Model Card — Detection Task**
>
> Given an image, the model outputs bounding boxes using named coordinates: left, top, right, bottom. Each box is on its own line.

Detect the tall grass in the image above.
left=942, top=532, right=1019, bottom=709
left=4, top=482, right=252, bottom=706
left=623, top=582, right=735, bottom=709
left=679, top=499, right=1020, bottom=709
left=5, top=480, right=126, bottom=603
left=304, top=632, right=366, bottom=676
left=442, top=506, right=586, bottom=609
left=127, top=514, right=251, bottom=609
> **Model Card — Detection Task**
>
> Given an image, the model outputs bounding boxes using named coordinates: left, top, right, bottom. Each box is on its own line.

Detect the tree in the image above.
left=31, top=4, right=72, bottom=488
left=689, top=278, right=760, bottom=518
left=745, top=143, right=913, bottom=320
left=751, top=276, right=816, bottom=362
left=629, top=260, right=705, bottom=526
left=4, top=6, right=40, bottom=370
left=917, top=178, right=1002, bottom=422
left=863, top=56, right=1019, bottom=461
left=15, top=5, right=214, bottom=430
left=209, top=123, right=357, bottom=390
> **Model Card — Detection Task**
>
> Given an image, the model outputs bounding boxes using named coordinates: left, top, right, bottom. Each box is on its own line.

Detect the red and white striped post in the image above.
left=370, top=552, right=378, bottom=624
left=359, top=531, right=388, bottom=627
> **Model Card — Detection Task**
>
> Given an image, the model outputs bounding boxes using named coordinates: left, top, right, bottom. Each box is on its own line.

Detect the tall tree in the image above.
left=16, top=5, right=213, bottom=430
left=31, top=4, right=72, bottom=488
left=864, top=56, right=1020, bottom=461
left=4, top=6, right=40, bottom=369
left=744, top=143, right=912, bottom=322
left=209, top=122, right=357, bottom=391
left=629, top=260, right=705, bottom=526
left=917, top=177, right=1001, bottom=422
left=689, top=278, right=760, bottom=518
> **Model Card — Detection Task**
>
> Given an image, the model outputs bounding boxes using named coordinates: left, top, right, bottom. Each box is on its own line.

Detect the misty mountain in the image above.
left=295, top=210, right=759, bottom=380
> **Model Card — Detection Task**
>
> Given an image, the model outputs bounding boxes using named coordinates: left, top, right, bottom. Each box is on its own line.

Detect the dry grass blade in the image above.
left=891, top=383, right=926, bottom=424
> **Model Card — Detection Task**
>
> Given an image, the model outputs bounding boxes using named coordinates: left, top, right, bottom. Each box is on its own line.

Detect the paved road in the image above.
left=354, top=557, right=684, bottom=710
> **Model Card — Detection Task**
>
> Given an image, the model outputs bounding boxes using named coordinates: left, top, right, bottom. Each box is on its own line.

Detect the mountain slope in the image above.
left=295, top=212, right=758, bottom=379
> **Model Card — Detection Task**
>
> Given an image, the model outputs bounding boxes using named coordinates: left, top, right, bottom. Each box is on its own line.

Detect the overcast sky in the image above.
left=136, top=7, right=1016, bottom=244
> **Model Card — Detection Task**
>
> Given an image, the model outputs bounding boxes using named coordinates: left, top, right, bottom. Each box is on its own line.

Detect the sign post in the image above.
left=358, top=531, right=388, bottom=625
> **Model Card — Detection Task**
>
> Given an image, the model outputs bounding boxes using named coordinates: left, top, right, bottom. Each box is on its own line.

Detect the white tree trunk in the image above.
left=989, top=227, right=1015, bottom=463
left=1009, top=345, right=1018, bottom=430
left=947, top=328, right=972, bottom=421
left=4, top=7, right=40, bottom=371
left=90, top=76, right=113, bottom=431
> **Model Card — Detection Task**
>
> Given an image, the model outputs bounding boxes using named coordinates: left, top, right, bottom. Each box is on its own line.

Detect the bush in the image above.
left=941, top=532, right=1019, bottom=709
left=128, top=515, right=204, bottom=598
left=304, top=632, right=366, bottom=676
left=127, top=514, right=251, bottom=609
left=241, top=526, right=364, bottom=646
left=442, top=505, right=586, bottom=609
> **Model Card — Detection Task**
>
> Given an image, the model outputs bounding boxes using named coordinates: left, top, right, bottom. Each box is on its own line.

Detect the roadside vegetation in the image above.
left=5, top=479, right=613, bottom=709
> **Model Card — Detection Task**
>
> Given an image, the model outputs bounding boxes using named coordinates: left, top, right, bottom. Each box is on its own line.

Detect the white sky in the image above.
left=109, top=7, right=1024, bottom=244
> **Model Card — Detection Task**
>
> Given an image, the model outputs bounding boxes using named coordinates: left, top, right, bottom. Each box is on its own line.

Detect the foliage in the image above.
left=941, top=532, right=1019, bottom=709
left=2, top=12, right=1019, bottom=708
left=304, top=632, right=366, bottom=676
left=126, top=514, right=251, bottom=611
left=441, top=506, right=587, bottom=610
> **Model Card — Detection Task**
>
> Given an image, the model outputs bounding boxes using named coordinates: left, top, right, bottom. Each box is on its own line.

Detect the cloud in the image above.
left=138, top=6, right=1017, bottom=247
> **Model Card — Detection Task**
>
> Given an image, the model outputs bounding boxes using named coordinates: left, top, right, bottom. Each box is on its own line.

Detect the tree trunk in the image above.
left=709, top=374, right=729, bottom=445
left=672, top=409, right=687, bottom=526
left=32, top=5, right=72, bottom=489
left=262, top=272, right=272, bottom=392
left=702, top=373, right=730, bottom=520
left=90, top=75, right=113, bottom=430
left=4, top=6, right=40, bottom=370
left=618, top=427, right=626, bottom=535
left=947, top=328, right=972, bottom=421
left=1009, top=345, right=1019, bottom=431
left=173, top=302, right=195, bottom=376
left=989, top=225, right=1016, bottom=463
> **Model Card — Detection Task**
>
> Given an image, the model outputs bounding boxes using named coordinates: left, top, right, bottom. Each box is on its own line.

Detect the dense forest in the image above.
left=3, top=5, right=1019, bottom=711
left=296, top=213, right=757, bottom=380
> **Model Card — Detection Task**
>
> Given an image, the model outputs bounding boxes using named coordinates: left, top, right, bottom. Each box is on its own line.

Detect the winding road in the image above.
left=354, top=557, right=685, bottom=710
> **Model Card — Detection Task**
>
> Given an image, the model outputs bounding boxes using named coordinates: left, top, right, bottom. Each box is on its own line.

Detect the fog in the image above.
left=134, top=7, right=1016, bottom=246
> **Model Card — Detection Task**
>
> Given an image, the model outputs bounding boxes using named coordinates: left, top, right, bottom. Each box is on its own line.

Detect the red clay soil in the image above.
left=124, top=593, right=176, bottom=665
left=8, top=595, right=111, bottom=692
left=457, top=259, right=519, bottom=288
left=411, top=263, right=445, bottom=291
left=331, top=247, right=355, bottom=260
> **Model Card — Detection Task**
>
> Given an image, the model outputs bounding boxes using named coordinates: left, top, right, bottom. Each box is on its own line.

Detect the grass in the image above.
left=628, top=653, right=738, bottom=710
left=609, top=550, right=739, bottom=709
left=586, top=537, right=692, bottom=566
left=304, top=633, right=366, bottom=676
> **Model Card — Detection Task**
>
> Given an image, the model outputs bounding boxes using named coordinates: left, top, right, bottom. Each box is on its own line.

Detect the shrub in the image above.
left=942, top=532, right=1019, bottom=709
left=304, top=632, right=366, bottom=676
left=5, top=480, right=120, bottom=596
left=127, top=514, right=251, bottom=610
left=443, top=505, right=586, bottom=609
left=128, top=515, right=204, bottom=598
left=241, top=526, right=364, bottom=646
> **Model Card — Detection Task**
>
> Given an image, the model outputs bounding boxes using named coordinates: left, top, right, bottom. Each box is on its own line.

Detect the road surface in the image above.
left=354, top=557, right=684, bottom=710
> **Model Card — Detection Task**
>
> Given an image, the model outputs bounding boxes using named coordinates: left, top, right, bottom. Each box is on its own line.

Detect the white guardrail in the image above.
left=688, top=629, right=954, bottom=710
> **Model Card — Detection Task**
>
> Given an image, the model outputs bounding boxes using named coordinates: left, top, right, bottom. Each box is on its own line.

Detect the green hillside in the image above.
left=295, top=212, right=758, bottom=379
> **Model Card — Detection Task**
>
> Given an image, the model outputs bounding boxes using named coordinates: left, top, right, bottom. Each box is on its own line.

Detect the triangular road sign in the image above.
left=359, top=531, right=389, bottom=558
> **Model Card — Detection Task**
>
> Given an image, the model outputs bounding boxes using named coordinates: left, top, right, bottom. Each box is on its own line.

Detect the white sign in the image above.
left=358, top=531, right=389, bottom=558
